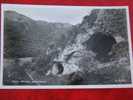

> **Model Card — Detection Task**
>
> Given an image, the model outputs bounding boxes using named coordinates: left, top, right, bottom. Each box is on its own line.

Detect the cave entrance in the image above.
left=83, top=32, right=117, bottom=62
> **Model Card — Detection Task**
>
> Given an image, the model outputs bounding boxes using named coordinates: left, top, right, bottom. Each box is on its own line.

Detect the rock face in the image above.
left=50, top=8, right=131, bottom=84
left=94, top=9, right=128, bottom=39
left=3, top=9, right=131, bottom=85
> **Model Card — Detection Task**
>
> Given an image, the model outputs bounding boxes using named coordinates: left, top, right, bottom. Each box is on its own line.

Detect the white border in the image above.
left=1, top=3, right=133, bottom=89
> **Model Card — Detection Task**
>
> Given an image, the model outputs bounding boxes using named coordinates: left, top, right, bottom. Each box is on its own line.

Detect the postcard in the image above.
left=1, top=4, right=133, bottom=89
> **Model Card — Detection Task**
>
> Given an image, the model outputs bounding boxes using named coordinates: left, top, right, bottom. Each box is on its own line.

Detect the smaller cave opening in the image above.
left=52, top=61, right=64, bottom=75
left=83, top=32, right=117, bottom=62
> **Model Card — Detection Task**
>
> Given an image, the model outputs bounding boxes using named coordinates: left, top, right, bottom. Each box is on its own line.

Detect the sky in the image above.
left=2, top=4, right=92, bottom=25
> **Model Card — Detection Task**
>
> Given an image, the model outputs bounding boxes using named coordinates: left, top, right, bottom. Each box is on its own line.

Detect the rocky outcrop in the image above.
left=94, top=9, right=128, bottom=39
left=47, top=9, right=131, bottom=84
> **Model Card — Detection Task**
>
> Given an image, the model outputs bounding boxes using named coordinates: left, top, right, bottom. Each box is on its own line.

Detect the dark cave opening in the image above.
left=83, top=32, right=117, bottom=62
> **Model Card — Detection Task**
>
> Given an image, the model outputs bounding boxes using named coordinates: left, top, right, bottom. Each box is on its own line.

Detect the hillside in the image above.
left=4, top=11, right=72, bottom=58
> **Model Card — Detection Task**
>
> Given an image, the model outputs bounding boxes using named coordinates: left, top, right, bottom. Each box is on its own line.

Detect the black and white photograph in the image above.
left=1, top=4, right=133, bottom=88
